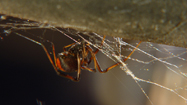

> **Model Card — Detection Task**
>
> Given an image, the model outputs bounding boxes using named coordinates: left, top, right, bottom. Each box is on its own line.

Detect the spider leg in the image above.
left=16, top=33, right=80, bottom=81
left=57, top=73, right=79, bottom=82
left=81, top=66, right=96, bottom=72
left=86, top=46, right=102, bottom=72
left=87, top=35, right=106, bottom=64
left=124, top=41, right=142, bottom=61
left=15, top=33, right=59, bottom=73
left=94, top=35, right=106, bottom=54
left=83, top=35, right=107, bottom=72
left=81, top=42, right=90, bottom=66
left=63, top=42, right=76, bottom=52
left=81, top=41, right=86, bottom=65
left=76, top=53, right=81, bottom=80
left=40, top=41, right=80, bottom=81
left=99, top=41, right=142, bottom=73
left=80, top=45, right=96, bottom=72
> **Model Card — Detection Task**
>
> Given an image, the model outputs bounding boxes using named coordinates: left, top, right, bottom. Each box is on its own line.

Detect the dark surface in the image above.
left=0, top=0, right=186, bottom=47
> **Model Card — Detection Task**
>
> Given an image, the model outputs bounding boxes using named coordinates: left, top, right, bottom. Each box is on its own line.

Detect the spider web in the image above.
left=0, top=14, right=187, bottom=105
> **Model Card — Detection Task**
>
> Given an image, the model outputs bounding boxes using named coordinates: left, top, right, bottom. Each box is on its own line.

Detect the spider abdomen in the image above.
left=57, top=54, right=78, bottom=72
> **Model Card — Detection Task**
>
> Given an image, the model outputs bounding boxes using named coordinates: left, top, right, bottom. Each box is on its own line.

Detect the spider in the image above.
left=16, top=32, right=141, bottom=82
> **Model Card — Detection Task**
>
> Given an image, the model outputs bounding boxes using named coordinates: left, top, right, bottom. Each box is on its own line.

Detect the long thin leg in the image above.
left=58, top=73, right=80, bottom=82
left=81, top=41, right=86, bottom=66
left=93, top=35, right=106, bottom=54
left=76, top=53, right=81, bottom=80
left=99, top=41, right=142, bottom=73
left=81, top=66, right=96, bottom=72
left=86, top=46, right=102, bottom=72
left=40, top=42, right=81, bottom=81
left=87, top=35, right=106, bottom=64
left=81, top=49, right=89, bottom=66
left=123, top=41, right=142, bottom=62
left=15, top=33, right=80, bottom=81
left=63, top=42, right=76, bottom=52
left=15, top=33, right=59, bottom=72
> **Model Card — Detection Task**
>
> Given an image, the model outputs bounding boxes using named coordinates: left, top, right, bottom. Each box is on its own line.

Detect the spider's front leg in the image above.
left=15, top=32, right=81, bottom=81
left=96, top=41, right=142, bottom=73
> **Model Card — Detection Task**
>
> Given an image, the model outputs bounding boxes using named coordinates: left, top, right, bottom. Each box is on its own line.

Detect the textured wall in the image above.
left=0, top=0, right=187, bottom=47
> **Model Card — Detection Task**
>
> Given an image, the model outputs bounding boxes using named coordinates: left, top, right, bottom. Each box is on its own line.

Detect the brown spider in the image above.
left=49, top=36, right=107, bottom=81
left=16, top=33, right=141, bottom=82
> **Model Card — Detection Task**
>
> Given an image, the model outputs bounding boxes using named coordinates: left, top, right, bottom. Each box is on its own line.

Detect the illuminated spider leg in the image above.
left=94, top=35, right=106, bottom=54
left=81, top=42, right=90, bottom=66
left=76, top=53, right=81, bottom=80
left=83, top=35, right=107, bottom=72
left=63, top=42, right=76, bottom=52
left=124, top=41, right=142, bottom=61
left=45, top=43, right=80, bottom=81
left=15, top=32, right=79, bottom=81
left=81, top=35, right=106, bottom=72
left=99, top=41, right=142, bottom=73
left=81, top=41, right=86, bottom=66
left=79, top=46, right=97, bottom=72
left=86, top=46, right=102, bottom=72
left=87, top=35, right=106, bottom=64
left=81, top=66, right=96, bottom=72
left=81, top=42, right=96, bottom=72
left=86, top=41, right=142, bottom=73
left=51, top=41, right=82, bottom=81
left=15, top=33, right=58, bottom=71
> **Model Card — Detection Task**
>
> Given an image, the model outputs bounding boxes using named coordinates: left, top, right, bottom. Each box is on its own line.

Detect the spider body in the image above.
left=57, top=53, right=78, bottom=73
left=50, top=40, right=101, bottom=82
left=56, top=42, right=88, bottom=73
